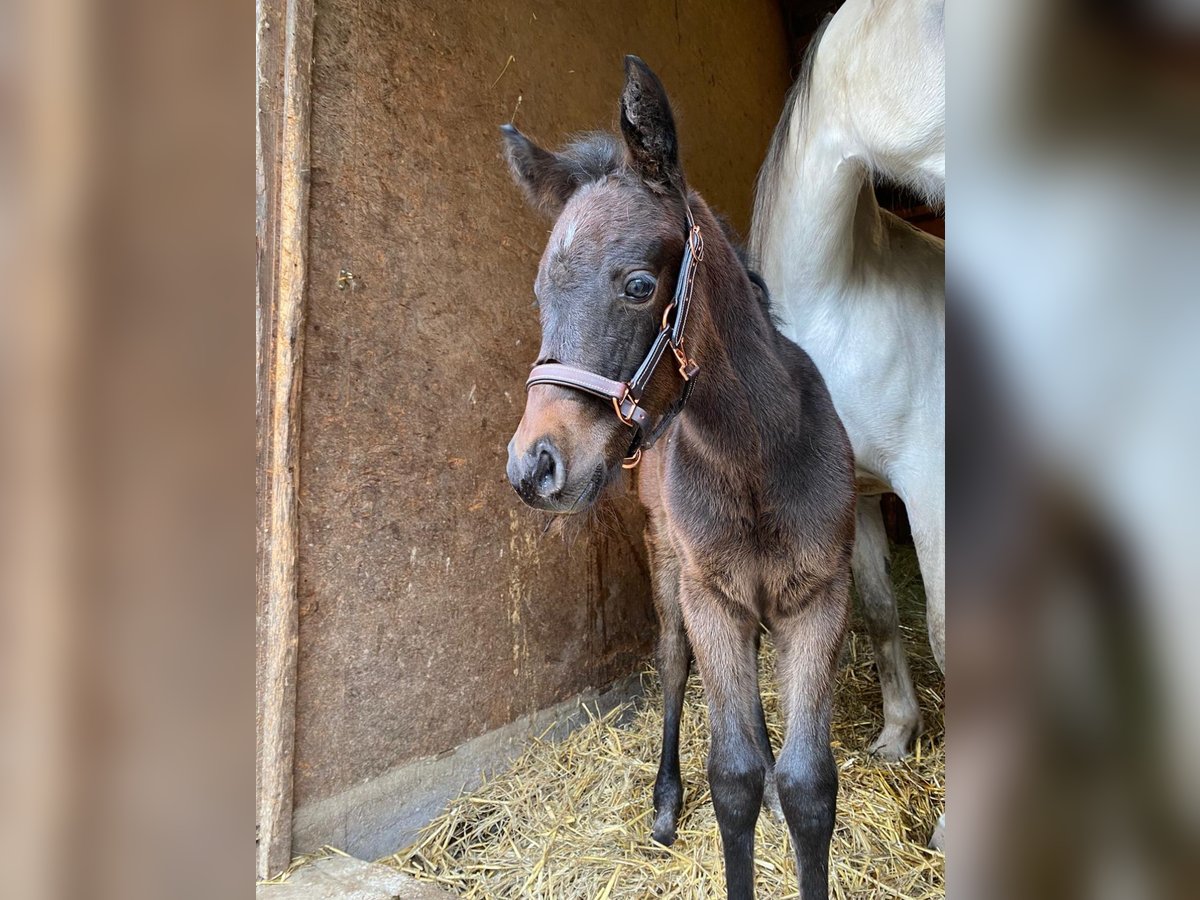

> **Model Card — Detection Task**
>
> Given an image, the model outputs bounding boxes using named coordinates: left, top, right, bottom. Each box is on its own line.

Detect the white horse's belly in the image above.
left=776, top=279, right=944, bottom=497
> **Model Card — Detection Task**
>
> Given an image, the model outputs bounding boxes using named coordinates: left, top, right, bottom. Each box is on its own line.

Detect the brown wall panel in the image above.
left=293, top=0, right=790, bottom=811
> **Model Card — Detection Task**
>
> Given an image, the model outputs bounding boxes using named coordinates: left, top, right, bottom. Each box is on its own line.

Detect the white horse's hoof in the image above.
left=928, top=813, right=945, bottom=851
left=867, top=719, right=921, bottom=762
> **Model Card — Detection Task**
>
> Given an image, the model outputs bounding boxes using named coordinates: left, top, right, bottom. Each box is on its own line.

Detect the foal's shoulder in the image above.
left=774, top=329, right=842, bottom=428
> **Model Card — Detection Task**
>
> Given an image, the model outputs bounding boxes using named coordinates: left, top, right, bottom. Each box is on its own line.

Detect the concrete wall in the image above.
left=292, top=0, right=790, bottom=857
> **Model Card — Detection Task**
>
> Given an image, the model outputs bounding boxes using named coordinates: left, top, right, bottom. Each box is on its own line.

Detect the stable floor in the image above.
left=385, top=546, right=944, bottom=899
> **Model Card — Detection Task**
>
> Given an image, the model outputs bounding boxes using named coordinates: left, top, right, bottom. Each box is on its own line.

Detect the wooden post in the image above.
left=256, top=0, right=314, bottom=880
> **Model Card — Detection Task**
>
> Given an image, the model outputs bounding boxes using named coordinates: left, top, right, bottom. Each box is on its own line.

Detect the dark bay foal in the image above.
left=502, top=58, right=855, bottom=900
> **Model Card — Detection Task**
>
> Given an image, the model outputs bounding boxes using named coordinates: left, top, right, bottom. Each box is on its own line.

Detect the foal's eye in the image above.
left=622, top=273, right=656, bottom=301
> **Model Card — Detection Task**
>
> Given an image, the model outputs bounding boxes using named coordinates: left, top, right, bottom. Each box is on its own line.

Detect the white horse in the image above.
left=751, top=0, right=945, bottom=772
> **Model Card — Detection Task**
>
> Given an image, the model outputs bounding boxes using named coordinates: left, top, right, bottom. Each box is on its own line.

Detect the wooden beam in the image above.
left=256, top=0, right=314, bottom=880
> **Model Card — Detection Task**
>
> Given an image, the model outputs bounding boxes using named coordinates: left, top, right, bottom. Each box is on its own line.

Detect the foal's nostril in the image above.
left=533, top=447, right=555, bottom=485
left=532, top=443, right=564, bottom=497
left=508, top=438, right=567, bottom=503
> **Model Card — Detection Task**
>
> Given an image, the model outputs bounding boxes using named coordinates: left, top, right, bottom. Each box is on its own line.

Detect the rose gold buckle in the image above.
left=689, top=225, right=704, bottom=260
left=671, top=341, right=696, bottom=381
left=612, top=386, right=637, bottom=426
left=622, top=447, right=642, bottom=469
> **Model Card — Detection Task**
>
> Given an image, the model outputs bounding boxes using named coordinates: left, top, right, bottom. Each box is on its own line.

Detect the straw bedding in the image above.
left=385, top=545, right=944, bottom=899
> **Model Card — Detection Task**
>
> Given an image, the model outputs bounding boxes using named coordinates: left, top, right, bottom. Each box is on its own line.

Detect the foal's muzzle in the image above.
left=506, top=436, right=568, bottom=506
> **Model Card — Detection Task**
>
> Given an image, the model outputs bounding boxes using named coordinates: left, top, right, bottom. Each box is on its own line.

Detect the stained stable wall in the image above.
left=291, top=0, right=790, bottom=856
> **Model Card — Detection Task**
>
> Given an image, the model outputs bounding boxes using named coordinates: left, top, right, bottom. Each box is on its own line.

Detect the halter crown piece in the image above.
left=525, top=203, right=704, bottom=469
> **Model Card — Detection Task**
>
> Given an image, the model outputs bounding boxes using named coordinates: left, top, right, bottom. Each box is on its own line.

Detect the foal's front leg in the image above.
left=681, top=570, right=767, bottom=900
left=647, top=531, right=690, bottom=846
left=772, top=573, right=851, bottom=900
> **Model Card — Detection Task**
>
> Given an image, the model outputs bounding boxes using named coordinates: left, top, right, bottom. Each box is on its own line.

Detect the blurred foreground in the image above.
left=0, top=1, right=1197, bottom=897
left=951, top=1, right=1200, bottom=896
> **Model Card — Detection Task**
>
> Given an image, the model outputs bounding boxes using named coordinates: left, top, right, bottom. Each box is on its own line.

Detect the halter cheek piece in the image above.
left=525, top=204, right=703, bottom=469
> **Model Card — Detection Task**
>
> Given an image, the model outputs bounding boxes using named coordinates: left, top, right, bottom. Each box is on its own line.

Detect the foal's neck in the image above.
left=674, top=220, right=796, bottom=463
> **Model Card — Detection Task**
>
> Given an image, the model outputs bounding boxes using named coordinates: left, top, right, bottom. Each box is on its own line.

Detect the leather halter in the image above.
left=526, top=203, right=703, bottom=469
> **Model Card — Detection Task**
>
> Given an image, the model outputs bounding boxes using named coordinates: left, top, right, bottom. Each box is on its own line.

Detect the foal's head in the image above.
left=502, top=57, right=696, bottom=513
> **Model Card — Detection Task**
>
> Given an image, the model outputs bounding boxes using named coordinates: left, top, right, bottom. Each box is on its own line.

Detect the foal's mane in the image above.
left=718, top=214, right=778, bottom=327
left=553, top=132, right=627, bottom=185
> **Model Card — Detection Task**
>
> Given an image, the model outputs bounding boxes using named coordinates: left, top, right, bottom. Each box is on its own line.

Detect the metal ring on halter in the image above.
left=612, top=387, right=637, bottom=427
left=621, top=447, right=642, bottom=469
left=660, top=302, right=676, bottom=331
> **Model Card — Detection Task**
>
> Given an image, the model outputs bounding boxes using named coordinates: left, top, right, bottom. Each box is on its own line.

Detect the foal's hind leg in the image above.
left=681, top=572, right=766, bottom=900
left=772, top=574, right=850, bottom=900
left=853, top=495, right=922, bottom=759
left=646, top=526, right=691, bottom=846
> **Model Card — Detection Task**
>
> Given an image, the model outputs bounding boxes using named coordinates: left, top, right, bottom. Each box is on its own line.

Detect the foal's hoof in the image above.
left=762, top=770, right=785, bottom=822
left=651, top=809, right=679, bottom=847
left=651, top=823, right=678, bottom=846
left=651, top=782, right=683, bottom=847
left=928, top=813, right=946, bottom=852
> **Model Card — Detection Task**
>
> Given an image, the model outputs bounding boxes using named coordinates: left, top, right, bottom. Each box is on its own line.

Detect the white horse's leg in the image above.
left=853, top=494, right=923, bottom=759
left=907, top=487, right=946, bottom=674
left=898, top=475, right=946, bottom=848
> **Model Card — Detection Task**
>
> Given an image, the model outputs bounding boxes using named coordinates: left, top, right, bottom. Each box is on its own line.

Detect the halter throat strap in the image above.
left=525, top=202, right=704, bottom=468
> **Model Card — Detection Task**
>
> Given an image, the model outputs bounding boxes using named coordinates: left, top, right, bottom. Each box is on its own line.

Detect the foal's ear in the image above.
left=619, top=56, right=681, bottom=192
left=500, top=124, right=578, bottom=219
